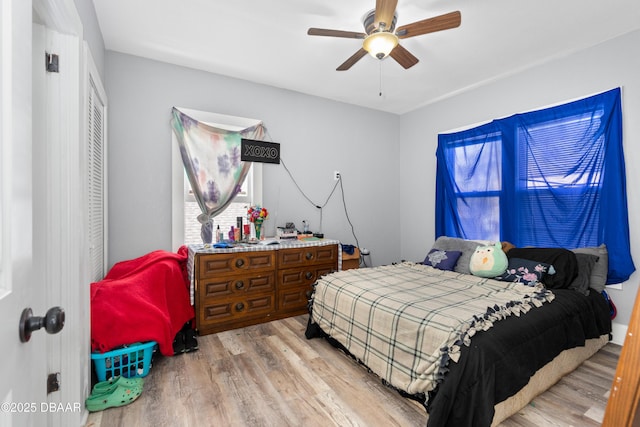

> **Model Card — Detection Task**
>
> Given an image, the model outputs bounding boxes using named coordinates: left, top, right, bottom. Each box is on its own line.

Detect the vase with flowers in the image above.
left=247, top=205, right=268, bottom=240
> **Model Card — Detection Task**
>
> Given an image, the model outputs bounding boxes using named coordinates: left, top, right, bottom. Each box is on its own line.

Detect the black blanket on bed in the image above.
left=306, top=288, right=611, bottom=427
left=424, top=288, right=611, bottom=427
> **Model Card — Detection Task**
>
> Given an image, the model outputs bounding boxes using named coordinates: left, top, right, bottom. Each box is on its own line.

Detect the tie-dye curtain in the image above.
left=171, top=107, right=264, bottom=243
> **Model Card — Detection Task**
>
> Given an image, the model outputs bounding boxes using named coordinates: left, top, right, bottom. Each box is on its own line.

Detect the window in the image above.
left=182, top=166, right=258, bottom=245
left=436, top=88, right=634, bottom=284
left=443, top=129, right=503, bottom=241
left=514, top=110, right=604, bottom=247
left=171, top=109, right=263, bottom=248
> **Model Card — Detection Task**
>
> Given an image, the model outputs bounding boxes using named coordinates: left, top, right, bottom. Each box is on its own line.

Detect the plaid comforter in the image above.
left=309, top=262, right=554, bottom=397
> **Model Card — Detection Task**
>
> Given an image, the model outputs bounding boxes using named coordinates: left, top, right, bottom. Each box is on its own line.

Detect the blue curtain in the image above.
left=436, top=88, right=634, bottom=284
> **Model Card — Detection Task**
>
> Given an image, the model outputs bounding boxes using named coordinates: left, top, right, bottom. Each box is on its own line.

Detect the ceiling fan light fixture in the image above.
left=363, top=31, right=398, bottom=59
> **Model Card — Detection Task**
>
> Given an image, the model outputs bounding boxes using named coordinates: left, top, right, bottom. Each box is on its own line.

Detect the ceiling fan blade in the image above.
left=337, top=48, right=368, bottom=71
left=389, top=44, right=419, bottom=69
left=374, top=0, right=398, bottom=30
left=308, top=28, right=366, bottom=39
left=396, top=11, right=461, bottom=39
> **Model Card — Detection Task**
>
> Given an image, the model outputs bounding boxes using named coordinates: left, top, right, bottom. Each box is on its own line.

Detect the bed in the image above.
left=305, top=237, right=612, bottom=427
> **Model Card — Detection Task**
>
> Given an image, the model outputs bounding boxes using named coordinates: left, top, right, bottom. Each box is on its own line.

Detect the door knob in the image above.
left=19, top=307, right=65, bottom=343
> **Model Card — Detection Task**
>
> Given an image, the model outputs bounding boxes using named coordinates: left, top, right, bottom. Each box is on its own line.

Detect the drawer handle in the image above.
left=305, top=252, right=313, bottom=260
left=305, top=272, right=314, bottom=280
left=235, top=281, right=244, bottom=290
left=235, top=258, right=245, bottom=268
left=235, top=302, right=245, bottom=311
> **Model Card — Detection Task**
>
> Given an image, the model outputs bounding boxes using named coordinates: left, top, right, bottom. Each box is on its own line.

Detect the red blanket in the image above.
left=91, top=246, right=194, bottom=356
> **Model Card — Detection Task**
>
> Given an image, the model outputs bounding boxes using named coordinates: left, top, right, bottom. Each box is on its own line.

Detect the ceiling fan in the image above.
left=307, top=0, right=461, bottom=71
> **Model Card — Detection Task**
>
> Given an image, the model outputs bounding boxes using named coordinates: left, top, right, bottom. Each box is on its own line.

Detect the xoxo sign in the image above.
left=241, top=138, right=281, bottom=164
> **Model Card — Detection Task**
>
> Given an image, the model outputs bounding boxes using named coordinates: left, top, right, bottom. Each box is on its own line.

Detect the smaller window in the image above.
left=183, top=167, right=255, bottom=245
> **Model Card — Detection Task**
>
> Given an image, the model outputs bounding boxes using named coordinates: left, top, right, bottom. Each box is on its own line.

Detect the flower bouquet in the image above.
left=247, top=205, right=268, bottom=222
left=247, top=205, right=268, bottom=240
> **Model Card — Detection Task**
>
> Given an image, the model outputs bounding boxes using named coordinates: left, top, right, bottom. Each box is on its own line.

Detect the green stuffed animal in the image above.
left=469, top=242, right=508, bottom=277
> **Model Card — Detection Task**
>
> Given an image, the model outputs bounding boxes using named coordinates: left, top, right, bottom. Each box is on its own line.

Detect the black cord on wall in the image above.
left=281, top=158, right=339, bottom=212
left=263, top=128, right=366, bottom=267
left=279, top=158, right=366, bottom=267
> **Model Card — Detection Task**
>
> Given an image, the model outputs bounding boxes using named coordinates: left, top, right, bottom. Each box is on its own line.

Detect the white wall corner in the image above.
left=610, top=322, right=628, bottom=346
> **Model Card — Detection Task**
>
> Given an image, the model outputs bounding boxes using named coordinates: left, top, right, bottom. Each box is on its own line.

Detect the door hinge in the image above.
left=47, top=372, right=60, bottom=394
left=45, top=52, right=59, bottom=73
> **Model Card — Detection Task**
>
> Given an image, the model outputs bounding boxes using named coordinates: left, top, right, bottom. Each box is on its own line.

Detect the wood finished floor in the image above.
left=85, top=315, right=620, bottom=427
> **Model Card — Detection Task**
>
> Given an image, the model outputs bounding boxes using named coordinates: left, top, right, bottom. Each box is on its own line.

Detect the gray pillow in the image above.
left=432, top=236, right=489, bottom=275
left=568, top=253, right=598, bottom=296
left=572, top=244, right=608, bottom=292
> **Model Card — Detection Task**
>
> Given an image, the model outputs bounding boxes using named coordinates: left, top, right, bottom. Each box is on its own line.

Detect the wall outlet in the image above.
left=333, top=170, right=341, bottom=181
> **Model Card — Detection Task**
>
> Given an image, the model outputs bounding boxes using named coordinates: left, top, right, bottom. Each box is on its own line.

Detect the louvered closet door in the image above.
left=88, top=74, right=106, bottom=282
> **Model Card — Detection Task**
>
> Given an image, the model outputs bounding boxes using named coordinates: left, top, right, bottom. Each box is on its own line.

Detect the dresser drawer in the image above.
left=197, top=251, right=275, bottom=278
left=278, top=287, right=313, bottom=313
left=277, top=263, right=336, bottom=313
left=278, top=264, right=337, bottom=289
left=277, top=245, right=338, bottom=269
left=199, top=294, right=275, bottom=325
left=198, top=273, right=276, bottom=299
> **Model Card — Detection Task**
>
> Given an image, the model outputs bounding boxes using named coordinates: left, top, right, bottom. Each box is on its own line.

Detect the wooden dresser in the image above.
left=189, top=240, right=339, bottom=336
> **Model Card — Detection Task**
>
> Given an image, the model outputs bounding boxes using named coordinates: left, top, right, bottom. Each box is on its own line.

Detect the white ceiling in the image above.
left=92, top=0, right=640, bottom=115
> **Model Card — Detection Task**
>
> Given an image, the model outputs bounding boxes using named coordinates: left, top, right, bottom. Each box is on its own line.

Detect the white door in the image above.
left=0, top=0, right=48, bottom=425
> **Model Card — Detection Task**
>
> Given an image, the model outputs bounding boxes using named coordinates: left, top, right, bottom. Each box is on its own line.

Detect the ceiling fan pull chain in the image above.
left=379, top=61, right=383, bottom=97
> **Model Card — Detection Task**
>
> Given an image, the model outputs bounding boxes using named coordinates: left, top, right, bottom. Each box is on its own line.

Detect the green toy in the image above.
left=469, top=242, right=508, bottom=277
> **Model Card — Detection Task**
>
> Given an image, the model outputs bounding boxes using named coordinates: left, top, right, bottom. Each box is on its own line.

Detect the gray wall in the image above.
left=105, top=52, right=401, bottom=268
left=73, top=0, right=105, bottom=79
left=399, top=29, right=640, bottom=337
left=104, top=24, right=640, bottom=335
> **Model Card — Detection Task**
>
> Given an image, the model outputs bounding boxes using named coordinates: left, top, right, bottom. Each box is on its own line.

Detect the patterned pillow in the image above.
left=423, top=249, right=462, bottom=271
left=496, top=258, right=551, bottom=286
left=507, top=247, right=577, bottom=289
